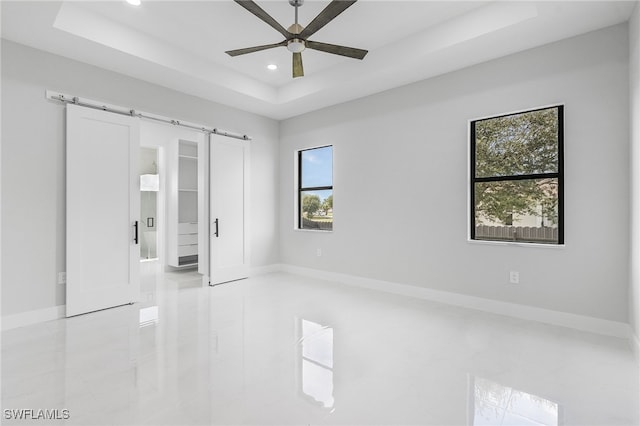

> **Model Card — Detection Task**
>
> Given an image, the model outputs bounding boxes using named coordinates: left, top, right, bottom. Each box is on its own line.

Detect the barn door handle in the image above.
left=214, top=218, right=219, bottom=238
left=134, top=221, right=139, bottom=244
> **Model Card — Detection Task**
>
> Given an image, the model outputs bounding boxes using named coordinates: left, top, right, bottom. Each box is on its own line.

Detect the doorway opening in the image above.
left=140, top=120, right=208, bottom=286
left=140, top=147, right=160, bottom=261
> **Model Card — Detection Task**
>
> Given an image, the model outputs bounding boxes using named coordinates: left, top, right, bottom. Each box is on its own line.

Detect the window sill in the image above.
left=294, top=228, right=333, bottom=233
left=467, top=239, right=565, bottom=249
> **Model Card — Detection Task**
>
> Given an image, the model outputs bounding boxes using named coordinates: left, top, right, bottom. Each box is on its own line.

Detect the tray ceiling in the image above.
left=1, top=1, right=636, bottom=119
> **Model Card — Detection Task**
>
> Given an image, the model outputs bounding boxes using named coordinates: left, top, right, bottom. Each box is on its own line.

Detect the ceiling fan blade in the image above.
left=293, top=52, right=304, bottom=78
left=234, top=0, right=291, bottom=39
left=299, top=0, right=357, bottom=39
left=225, top=40, right=287, bottom=57
left=306, top=40, right=368, bottom=60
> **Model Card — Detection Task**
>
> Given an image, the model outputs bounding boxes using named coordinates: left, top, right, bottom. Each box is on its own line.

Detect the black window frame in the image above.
left=298, top=145, right=333, bottom=230
left=470, top=105, right=564, bottom=245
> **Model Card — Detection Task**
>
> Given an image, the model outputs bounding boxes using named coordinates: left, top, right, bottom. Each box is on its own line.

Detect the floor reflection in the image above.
left=2, top=269, right=637, bottom=425
left=139, top=306, right=159, bottom=328
left=299, top=319, right=334, bottom=409
left=471, top=376, right=559, bottom=426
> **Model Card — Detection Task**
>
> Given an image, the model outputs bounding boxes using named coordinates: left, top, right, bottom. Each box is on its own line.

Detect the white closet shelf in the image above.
left=169, top=139, right=199, bottom=268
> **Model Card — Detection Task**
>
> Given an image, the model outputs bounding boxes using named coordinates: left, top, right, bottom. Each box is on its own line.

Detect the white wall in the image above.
left=280, top=24, right=630, bottom=323
left=1, top=40, right=280, bottom=317
left=629, top=3, right=640, bottom=352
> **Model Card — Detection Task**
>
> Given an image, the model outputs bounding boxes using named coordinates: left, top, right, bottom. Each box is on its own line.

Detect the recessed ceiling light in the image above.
left=267, top=64, right=278, bottom=71
left=126, top=0, right=141, bottom=6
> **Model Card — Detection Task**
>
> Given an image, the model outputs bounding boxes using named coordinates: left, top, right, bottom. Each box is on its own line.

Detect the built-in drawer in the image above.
left=178, top=244, right=198, bottom=257
left=178, top=233, right=198, bottom=245
left=178, top=222, right=198, bottom=234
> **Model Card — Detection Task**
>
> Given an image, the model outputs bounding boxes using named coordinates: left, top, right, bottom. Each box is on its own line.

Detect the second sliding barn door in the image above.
left=209, top=134, right=249, bottom=285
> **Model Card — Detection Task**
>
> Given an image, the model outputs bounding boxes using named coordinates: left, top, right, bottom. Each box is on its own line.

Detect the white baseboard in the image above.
left=1, top=265, right=283, bottom=330
left=3, top=266, right=633, bottom=353
left=250, top=263, right=282, bottom=276
left=1, top=305, right=66, bottom=331
left=280, top=264, right=631, bottom=339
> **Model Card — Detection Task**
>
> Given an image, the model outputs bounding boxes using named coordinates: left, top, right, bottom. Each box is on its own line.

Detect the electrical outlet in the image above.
left=57, top=272, right=67, bottom=285
left=509, top=271, right=519, bottom=284
left=316, top=248, right=322, bottom=257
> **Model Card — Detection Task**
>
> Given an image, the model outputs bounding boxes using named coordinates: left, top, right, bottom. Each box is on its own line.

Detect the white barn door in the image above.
left=66, top=104, right=140, bottom=317
left=210, top=134, right=249, bottom=285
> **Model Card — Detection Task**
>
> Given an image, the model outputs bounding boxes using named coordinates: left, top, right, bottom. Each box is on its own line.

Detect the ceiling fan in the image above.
left=226, top=0, right=368, bottom=78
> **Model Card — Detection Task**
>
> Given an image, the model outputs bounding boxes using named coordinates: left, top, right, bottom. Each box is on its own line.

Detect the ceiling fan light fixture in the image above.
left=287, top=39, right=306, bottom=53
left=126, top=0, right=141, bottom=6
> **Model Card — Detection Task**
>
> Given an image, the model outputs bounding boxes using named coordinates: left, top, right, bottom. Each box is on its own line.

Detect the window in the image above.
left=298, top=146, right=333, bottom=231
left=470, top=106, right=564, bottom=244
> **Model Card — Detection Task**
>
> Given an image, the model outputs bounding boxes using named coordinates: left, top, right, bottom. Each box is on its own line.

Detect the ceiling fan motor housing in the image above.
left=287, top=23, right=304, bottom=35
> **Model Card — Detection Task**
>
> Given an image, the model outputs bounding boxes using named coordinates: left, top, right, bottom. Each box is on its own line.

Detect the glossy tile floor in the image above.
left=2, top=262, right=639, bottom=425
